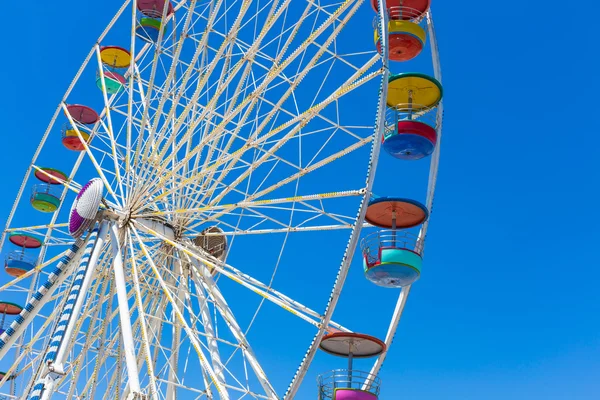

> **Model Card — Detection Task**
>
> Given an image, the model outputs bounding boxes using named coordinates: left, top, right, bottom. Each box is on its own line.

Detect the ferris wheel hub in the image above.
left=135, top=216, right=176, bottom=240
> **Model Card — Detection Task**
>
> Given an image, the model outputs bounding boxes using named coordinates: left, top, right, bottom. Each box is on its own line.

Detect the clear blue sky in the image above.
left=1, top=1, right=599, bottom=399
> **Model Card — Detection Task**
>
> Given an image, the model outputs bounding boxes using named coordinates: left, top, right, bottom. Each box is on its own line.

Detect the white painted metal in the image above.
left=110, top=222, right=142, bottom=394
left=51, top=222, right=109, bottom=373
left=130, top=225, right=230, bottom=400
left=188, top=257, right=276, bottom=398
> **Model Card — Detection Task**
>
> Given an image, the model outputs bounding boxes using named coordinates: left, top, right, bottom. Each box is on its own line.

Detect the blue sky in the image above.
left=1, top=0, right=599, bottom=399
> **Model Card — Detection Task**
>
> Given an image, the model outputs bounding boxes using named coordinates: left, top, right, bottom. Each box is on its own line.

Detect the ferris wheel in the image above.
left=0, top=0, right=443, bottom=399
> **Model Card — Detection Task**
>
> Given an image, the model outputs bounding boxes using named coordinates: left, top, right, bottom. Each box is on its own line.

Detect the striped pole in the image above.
left=28, top=226, right=105, bottom=400
left=47, top=222, right=108, bottom=368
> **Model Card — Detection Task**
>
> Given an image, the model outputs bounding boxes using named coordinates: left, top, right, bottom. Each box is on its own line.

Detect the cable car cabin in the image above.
left=383, top=120, right=437, bottom=160
left=332, top=389, right=378, bottom=400
left=137, top=0, right=174, bottom=17
left=137, top=17, right=166, bottom=42
left=361, top=230, right=423, bottom=288
left=370, top=0, right=431, bottom=21
left=194, top=227, right=227, bottom=260
left=362, top=196, right=429, bottom=288
left=374, top=20, right=426, bottom=62
left=364, top=244, right=422, bottom=287
left=318, top=369, right=381, bottom=400
left=5, top=251, right=35, bottom=277
left=62, top=124, right=90, bottom=151
left=96, top=70, right=126, bottom=94
left=30, top=184, right=61, bottom=213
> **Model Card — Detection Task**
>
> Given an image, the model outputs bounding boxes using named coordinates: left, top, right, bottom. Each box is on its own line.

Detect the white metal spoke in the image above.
left=133, top=219, right=349, bottom=332
left=130, top=225, right=230, bottom=399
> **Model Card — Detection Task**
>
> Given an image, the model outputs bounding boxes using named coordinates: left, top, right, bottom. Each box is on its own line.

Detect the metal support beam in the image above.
left=110, top=223, right=141, bottom=394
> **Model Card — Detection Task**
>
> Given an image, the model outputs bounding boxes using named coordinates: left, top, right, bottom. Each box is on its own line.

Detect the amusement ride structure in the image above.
left=0, top=0, right=443, bottom=398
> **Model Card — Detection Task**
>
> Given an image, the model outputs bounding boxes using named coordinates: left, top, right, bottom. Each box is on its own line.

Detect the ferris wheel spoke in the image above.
left=124, top=1, right=139, bottom=205
left=190, top=203, right=357, bottom=237
left=94, top=46, right=127, bottom=204
left=136, top=189, right=363, bottom=220
left=165, top=260, right=185, bottom=400
left=183, top=137, right=372, bottom=234
left=97, top=114, right=127, bottom=204
left=197, top=6, right=374, bottom=205
left=130, top=225, right=231, bottom=399
left=131, top=1, right=194, bottom=178
left=131, top=0, right=221, bottom=197
left=135, top=252, right=269, bottom=398
left=202, top=75, right=379, bottom=209
left=61, top=104, right=121, bottom=207
left=231, top=225, right=360, bottom=238
left=5, top=223, right=70, bottom=234
left=167, top=0, right=294, bottom=190
left=145, top=0, right=258, bottom=162
left=131, top=0, right=361, bottom=207
left=197, top=253, right=349, bottom=332
left=189, top=266, right=228, bottom=391
left=186, top=256, right=278, bottom=398
left=171, top=260, right=231, bottom=399
left=138, top=252, right=192, bottom=396
left=125, top=252, right=182, bottom=393
left=147, top=61, right=379, bottom=211
left=31, top=166, right=81, bottom=196
left=135, top=220, right=349, bottom=335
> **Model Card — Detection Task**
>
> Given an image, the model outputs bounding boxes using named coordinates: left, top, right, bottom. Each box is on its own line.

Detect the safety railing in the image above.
left=61, top=123, right=91, bottom=139
left=373, top=6, right=428, bottom=30
left=31, top=184, right=61, bottom=200
left=384, top=103, right=437, bottom=137
left=318, top=369, right=381, bottom=400
left=388, top=6, right=428, bottom=22
left=5, top=250, right=36, bottom=266
left=361, top=230, right=424, bottom=265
